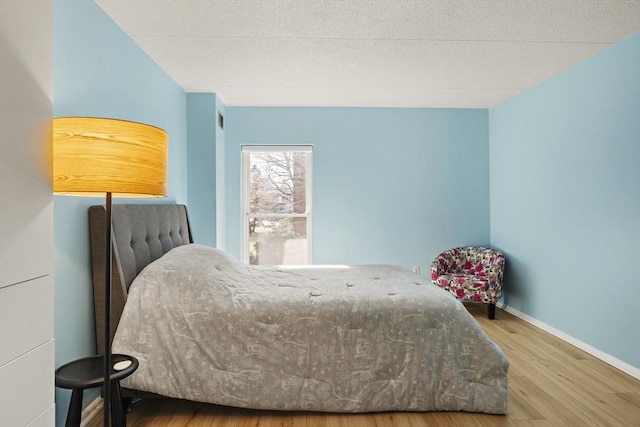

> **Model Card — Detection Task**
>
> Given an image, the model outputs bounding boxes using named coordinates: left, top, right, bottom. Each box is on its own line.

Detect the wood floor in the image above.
left=88, top=304, right=640, bottom=427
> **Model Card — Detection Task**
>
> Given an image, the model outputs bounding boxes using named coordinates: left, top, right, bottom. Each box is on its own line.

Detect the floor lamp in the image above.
left=53, top=117, right=168, bottom=426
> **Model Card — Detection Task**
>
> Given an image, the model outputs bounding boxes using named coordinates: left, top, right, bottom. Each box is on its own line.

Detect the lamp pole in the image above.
left=104, top=191, right=112, bottom=426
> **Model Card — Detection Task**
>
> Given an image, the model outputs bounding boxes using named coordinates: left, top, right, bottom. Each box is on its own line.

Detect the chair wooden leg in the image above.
left=488, top=303, right=496, bottom=319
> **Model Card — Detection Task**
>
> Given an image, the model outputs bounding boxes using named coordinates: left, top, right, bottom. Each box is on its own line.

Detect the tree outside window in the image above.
left=242, top=147, right=312, bottom=265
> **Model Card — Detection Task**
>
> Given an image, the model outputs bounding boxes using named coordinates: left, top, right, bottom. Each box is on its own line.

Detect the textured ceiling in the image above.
left=96, top=0, right=640, bottom=108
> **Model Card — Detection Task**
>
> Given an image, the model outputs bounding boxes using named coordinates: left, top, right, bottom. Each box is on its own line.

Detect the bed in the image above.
left=89, top=203, right=509, bottom=414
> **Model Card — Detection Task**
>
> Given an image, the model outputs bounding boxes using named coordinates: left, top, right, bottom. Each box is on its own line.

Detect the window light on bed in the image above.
left=52, top=117, right=168, bottom=427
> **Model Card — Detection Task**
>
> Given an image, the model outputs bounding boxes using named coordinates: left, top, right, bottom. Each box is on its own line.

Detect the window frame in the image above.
left=241, top=145, right=313, bottom=264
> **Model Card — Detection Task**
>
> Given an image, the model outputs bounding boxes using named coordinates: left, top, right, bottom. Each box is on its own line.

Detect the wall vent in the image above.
left=218, top=112, right=224, bottom=131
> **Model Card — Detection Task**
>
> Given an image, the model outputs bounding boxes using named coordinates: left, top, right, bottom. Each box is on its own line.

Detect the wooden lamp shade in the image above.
left=53, top=117, right=168, bottom=198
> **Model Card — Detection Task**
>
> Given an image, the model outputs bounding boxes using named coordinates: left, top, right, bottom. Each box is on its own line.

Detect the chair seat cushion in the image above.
left=435, top=274, right=492, bottom=302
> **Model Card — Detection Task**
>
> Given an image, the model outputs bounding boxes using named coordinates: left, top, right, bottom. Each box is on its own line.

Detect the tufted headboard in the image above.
left=89, top=203, right=193, bottom=355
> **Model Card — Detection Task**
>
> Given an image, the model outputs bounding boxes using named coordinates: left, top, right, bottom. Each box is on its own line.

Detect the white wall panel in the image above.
left=26, top=405, right=55, bottom=427
left=0, top=0, right=54, bottom=289
left=0, top=1, right=54, bottom=426
left=0, top=276, right=54, bottom=365
left=0, top=341, right=54, bottom=427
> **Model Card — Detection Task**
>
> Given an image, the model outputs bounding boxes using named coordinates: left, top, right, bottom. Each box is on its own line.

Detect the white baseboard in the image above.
left=499, top=303, right=640, bottom=380
left=80, top=397, right=102, bottom=427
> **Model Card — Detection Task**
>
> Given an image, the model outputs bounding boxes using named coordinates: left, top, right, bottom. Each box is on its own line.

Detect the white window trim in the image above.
left=242, top=145, right=312, bottom=153
left=241, top=145, right=313, bottom=264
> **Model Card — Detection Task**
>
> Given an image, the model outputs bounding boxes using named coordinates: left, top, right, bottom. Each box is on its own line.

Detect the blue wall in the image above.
left=53, top=1, right=187, bottom=424
left=216, top=97, right=227, bottom=250
left=225, top=108, right=490, bottom=269
left=489, top=32, right=640, bottom=369
left=187, top=93, right=217, bottom=246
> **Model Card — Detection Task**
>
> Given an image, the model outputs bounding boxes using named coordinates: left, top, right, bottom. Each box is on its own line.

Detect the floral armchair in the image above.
left=431, top=247, right=505, bottom=319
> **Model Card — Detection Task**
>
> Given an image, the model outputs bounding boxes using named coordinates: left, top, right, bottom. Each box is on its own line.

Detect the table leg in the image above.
left=66, top=388, right=83, bottom=427
left=110, top=381, right=126, bottom=427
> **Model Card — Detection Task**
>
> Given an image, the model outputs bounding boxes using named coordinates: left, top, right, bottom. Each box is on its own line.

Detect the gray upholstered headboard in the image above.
left=89, top=203, right=193, bottom=354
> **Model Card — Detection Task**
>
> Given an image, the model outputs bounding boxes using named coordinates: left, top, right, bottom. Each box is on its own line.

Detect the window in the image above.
left=241, top=146, right=312, bottom=265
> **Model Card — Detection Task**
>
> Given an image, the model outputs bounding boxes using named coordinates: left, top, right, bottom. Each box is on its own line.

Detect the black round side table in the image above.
left=55, top=354, right=138, bottom=427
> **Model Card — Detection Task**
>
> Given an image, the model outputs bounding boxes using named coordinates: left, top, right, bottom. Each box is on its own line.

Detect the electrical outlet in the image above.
left=412, top=266, right=420, bottom=275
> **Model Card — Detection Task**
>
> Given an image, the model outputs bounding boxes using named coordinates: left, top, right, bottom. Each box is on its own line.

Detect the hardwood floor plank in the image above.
left=505, top=375, right=547, bottom=422
left=267, top=413, right=304, bottom=427
left=508, top=421, right=554, bottom=427
left=305, top=411, right=331, bottom=427
left=83, top=305, right=639, bottom=427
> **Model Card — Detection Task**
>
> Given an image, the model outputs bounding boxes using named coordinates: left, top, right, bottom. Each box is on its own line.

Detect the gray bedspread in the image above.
left=113, top=244, right=509, bottom=414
